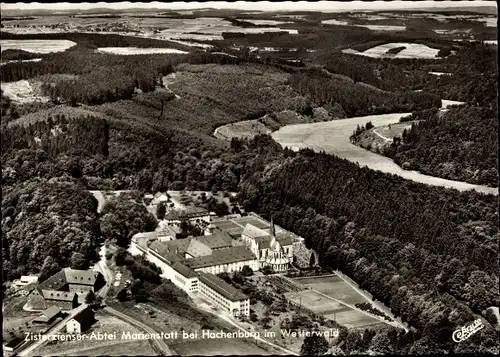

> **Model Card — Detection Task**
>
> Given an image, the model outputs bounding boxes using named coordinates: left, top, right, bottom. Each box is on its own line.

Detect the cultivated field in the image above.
left=0, top=39, right=76, bottom=53
left=284, top=289, right=382, bottom=329
left=343, top=42, right=440, bottom=59
left=171, top=338, right=269, bottom=356
left=237, top=19, right=291, bottom=25
left=271, top=112, right=498, bottom=195
left=97, top=47, right=188, bottom=55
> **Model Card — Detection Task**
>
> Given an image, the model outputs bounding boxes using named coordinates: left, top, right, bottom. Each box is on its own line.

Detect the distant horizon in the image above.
left=1, top=1, right=497, bottom=13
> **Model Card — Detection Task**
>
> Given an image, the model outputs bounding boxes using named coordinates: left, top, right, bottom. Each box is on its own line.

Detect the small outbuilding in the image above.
left=33, top=306, right=62, bottom=324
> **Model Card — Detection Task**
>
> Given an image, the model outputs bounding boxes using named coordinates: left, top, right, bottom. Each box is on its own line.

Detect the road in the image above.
left=103, top=306, right=173, bottom=356
left=18, top=304, right=89, bottom=356
left=92, top=245, right=114, bottom=299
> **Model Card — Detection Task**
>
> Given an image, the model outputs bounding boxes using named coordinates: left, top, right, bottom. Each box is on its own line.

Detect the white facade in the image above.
left=198, top=279, right=250, bottom=317
left=193, top=259, right=258, bottom=275
left=66, top=319, right=82, bottom=334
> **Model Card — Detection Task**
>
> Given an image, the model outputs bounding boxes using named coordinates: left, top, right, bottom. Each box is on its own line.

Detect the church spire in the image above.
left=270, top=217, right=276, bottom=237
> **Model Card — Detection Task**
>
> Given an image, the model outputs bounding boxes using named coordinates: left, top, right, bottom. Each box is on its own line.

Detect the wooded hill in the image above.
left=385, top=105, right=498, bottom=187
left=239, top=149, right=499, bottom=354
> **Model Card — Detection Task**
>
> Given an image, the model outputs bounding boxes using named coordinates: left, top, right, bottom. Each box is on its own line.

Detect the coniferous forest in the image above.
left=1, top=8, right=499, bottom=355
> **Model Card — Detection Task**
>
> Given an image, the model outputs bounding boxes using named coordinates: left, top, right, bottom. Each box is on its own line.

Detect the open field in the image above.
left=97, top=47, right=188, bottom=55
left=35, top=312, right=145, bottom=356
left=64, top=340, right=157, bottom=356
left=215, top=119, right=274, bottom=140
left=343, top=42, right=440, bottom=59
left=285, top=289, right=383, bottom=329
left=294, top=275, right=368, bottom=306
left=172, top=338, right=269, bottom=356
left=1, top=80, right=50, bottom=104
left=271, top=112, right=498, bottom=195
left=237, top=19, right=292, bottom=25
left=0, top=39, right=76, bottom=53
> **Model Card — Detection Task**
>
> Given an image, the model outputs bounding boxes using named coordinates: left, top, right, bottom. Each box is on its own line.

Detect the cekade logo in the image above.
left=452, top=318, right=485, bottom=343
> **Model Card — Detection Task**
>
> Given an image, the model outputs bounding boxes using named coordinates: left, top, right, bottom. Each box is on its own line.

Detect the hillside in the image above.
left=384, top=106, right=498, bottom=187
left=239, top=150, right=499, bottom=354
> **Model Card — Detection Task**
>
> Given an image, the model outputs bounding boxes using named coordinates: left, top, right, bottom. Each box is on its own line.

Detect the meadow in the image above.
left=0, top=39, right=76, bottom=53
left=343, top=42, right=440, bottom=59
left=171, top=338, right=269, bottom=356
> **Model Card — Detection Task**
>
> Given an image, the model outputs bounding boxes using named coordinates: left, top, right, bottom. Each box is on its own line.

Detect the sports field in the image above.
left=294, top=275, right=368, bottom=305
left=285, top=289, right=382, bottom=329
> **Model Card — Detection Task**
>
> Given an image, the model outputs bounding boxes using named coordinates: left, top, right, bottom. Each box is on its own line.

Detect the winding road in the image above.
left=271, top=104, right=498, bottom=195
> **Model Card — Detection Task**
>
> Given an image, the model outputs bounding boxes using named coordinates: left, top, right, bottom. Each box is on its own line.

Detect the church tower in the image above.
left=270, top=217, right=276, bottom=237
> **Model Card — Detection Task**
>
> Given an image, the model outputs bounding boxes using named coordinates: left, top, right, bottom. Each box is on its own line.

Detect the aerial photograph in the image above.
left=1, top=0, right=498, bottom=356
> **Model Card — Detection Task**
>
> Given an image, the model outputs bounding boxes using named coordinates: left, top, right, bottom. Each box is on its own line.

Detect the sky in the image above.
left=1, top=1, right=496, bottom=12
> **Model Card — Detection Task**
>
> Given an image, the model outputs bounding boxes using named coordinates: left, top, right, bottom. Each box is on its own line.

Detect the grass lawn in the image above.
left=3, top=295, right=39, bottom=318
left=64, top=340, right=156, bottom=356
left=172, top=338, right=268, bottom=356
left=35, top=312, right=142, bottom=356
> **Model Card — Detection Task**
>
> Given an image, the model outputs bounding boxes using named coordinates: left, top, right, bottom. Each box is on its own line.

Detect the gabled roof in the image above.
left=186, top=239, right=213, bottom=258
left=242, top=224, right=269, bottom=240
left=34, top=306, right=61, bottom=322
left=71, top=307, right=95, bottom=324
left=41, top=290, right=76, bottom=302
left=64, top=268, right=101, bottom=286
left=194, top=230, right=233, bottom=250
left=171, top=262, right=198, bottom=279
left=39, top=270, right=67, bottom=291
left=185, top=245, right=256, bottom=269
left=198, top=273, right=248, bottom=301
left=254, top=235, right=272, bottom=249
left=157, top=226, right=180, bottom=237
left=149, top=238, right=192, bottom=257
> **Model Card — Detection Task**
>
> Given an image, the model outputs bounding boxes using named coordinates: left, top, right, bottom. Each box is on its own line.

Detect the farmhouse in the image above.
left=27, top=268, right=105, bottom=310
left=66, top=307, right=95, bottom=333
